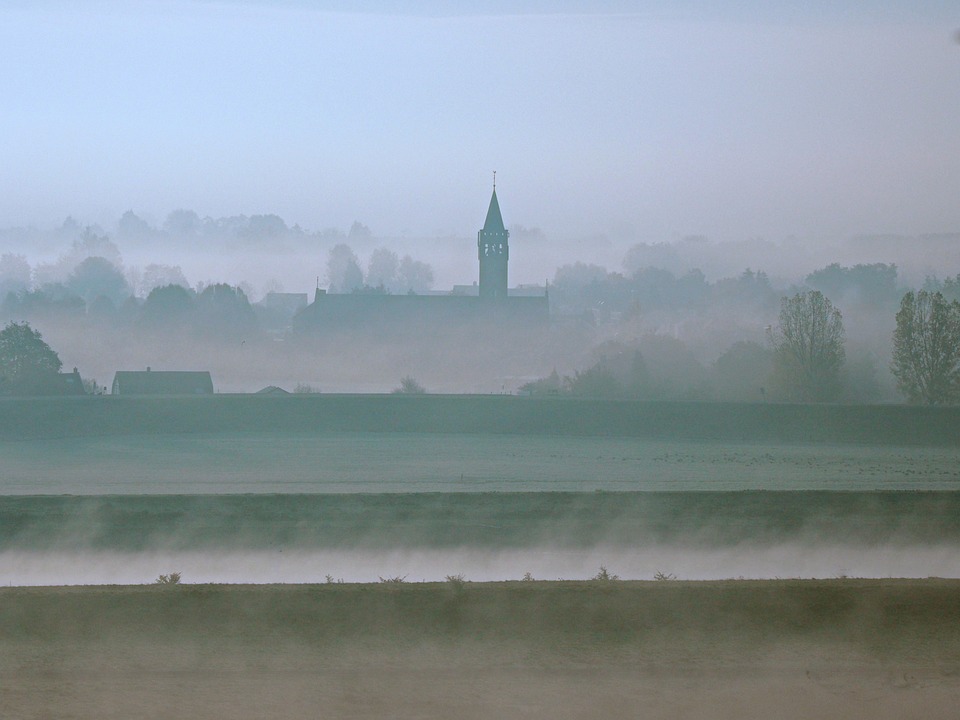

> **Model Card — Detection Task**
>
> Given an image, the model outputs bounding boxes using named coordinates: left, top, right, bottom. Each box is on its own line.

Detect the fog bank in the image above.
left=4, top=543, right=959, bottom=586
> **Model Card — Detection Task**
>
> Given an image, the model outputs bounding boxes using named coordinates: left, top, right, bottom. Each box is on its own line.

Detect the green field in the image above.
left=4, top=491, right=960, bottom=552
left=2, top=431, right=959, bottom=495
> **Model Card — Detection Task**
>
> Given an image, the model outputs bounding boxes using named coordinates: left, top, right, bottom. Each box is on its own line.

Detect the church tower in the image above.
left=477, top=177, right=509, bottom=299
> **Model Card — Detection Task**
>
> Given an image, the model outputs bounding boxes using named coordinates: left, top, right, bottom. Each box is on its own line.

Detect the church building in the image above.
left=293, top=184, right=549, bottom=334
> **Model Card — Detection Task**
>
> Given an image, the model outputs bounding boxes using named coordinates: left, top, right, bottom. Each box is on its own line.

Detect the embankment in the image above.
left=1, top=394, right=959, bottom=444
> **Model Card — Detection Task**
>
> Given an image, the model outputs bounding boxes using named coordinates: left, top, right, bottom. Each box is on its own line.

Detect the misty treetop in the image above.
left=0, top=254, right=31, bottom=298
left=139, top=283, right=257, bottom=340
left=805, top=263, right=900, bottom=308
left=67, top=257, right=131, bottom=307
left=325, top=244, right=434, bottom=295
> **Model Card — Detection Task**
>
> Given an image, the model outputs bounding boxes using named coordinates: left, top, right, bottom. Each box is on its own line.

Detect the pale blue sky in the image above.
left=2, top=1, right=959, bottom=243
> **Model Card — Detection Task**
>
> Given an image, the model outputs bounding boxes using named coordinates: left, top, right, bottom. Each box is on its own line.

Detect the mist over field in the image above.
left=4, top=4, right=960, bottom=716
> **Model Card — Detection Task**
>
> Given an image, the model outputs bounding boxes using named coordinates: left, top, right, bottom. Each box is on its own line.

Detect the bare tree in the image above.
left=769, top=290, right=845, bottom=402
left=891, top=290, right=960, bottom=405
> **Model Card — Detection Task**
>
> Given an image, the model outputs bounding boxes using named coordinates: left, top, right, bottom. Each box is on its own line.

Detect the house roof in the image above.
left=112, top=370, right=213, bottom=396
left=0, top=369, right=86, bottom=396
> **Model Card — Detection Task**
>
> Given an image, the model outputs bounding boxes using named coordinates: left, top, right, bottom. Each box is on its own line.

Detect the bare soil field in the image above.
left=1, top=580, right=959, bottom=719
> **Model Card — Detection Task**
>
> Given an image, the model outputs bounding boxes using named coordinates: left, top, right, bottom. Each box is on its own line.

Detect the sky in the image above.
left=2, top=0, right=960, bottom=245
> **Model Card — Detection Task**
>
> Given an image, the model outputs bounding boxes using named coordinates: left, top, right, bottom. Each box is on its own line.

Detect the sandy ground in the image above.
left=1, top=579, right=959, bottom=719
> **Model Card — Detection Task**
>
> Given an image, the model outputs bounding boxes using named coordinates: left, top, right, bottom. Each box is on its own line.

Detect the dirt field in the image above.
left=2, top=580, right=959, bottom=719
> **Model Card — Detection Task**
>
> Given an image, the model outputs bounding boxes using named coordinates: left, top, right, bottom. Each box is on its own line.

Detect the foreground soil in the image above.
left=1, top=579, right=959, bottom=719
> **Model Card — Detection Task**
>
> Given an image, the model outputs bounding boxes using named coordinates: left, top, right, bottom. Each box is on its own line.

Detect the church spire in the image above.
left=478, top=176, right=509, bottom=299
left=483, top=184, right=506, bottom=234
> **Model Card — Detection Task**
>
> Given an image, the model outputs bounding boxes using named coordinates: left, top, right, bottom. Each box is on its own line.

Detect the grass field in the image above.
left=1, top=580, right=958, bottom=719
left=2, top=431, right=959, bottom=494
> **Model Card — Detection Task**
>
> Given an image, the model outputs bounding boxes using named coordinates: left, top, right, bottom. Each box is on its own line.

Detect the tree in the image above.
left=116, top=210, right=154, bottom=239
left=69, top=227, right=123, bottom=269
left=140, top=264, right=190, bottom=295
left=806, top=263, right=898, bottom=306
left=0, top=322, right=63, bottom=395
left=195, top=283, right=257, bottom=338
left=0, top=254, right=31, bottom=298
left=164, top=209, right=202, bottom=236
left=769, top=291, right=845, bottom=402
left=564, top=365, right=623, bottom=398
left=348, top=221, right=372, bottom=240
left=397, top=255, right=434, bottom=294
left=67, top=256, right=131, bottom=306
left=392, top=376, right=426, bottom=394
left=326, top=244, right=364, bottom=293
left=139, top=284, right=196, bottom=329
left=891, top=290, right=960, bottom=405
left=366, top=248, right=399, bottom=291
left=712, top=341, right=773, bottom=402
left=241, top=214, right=288, bottom=240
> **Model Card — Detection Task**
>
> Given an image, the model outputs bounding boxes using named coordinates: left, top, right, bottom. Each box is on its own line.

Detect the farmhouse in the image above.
left=111, top=369, right=214, bottom=396
left=293, top=184, right=549, bottom=334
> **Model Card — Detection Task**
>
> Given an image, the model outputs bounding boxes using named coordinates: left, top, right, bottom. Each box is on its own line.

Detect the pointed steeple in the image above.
left=477, top=175, right=509, bottom=300
left=483, top=188, right=505, bottom=233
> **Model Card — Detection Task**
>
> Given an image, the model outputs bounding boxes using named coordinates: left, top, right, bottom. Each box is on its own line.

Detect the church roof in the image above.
left=482, top=189, right=505, bottom=233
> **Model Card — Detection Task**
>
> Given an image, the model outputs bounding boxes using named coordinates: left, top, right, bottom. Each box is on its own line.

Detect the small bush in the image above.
left=653, top=570, right=676, bottom=581
left=392, top=376, right=426, bottom=394
left=521, top=571, right=535, bottom=582
left=155, top=572, right=182, bottom=585
left=445, top=573, right=466, bottom=590
left=378, top=575, right=407, bottom=583
left=593, top=566, right=619, bottom=582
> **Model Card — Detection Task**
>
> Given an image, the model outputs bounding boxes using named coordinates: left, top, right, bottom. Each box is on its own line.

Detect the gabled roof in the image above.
left=482, top=189, right=505, bottom=233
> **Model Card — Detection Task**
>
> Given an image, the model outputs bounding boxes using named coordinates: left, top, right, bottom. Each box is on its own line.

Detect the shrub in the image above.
left=155, top=572, right=182, bottom=585
left=445, top=574, right=466, bottom=591
left=593, top=566, right=619, bottom=582
left=392, top=376, right=426, bottom=394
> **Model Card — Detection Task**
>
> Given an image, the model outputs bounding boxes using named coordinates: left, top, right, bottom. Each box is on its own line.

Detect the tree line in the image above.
left=3, top=287, right=960, bottom=403
left=522, top=289, right=960, bottom=405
